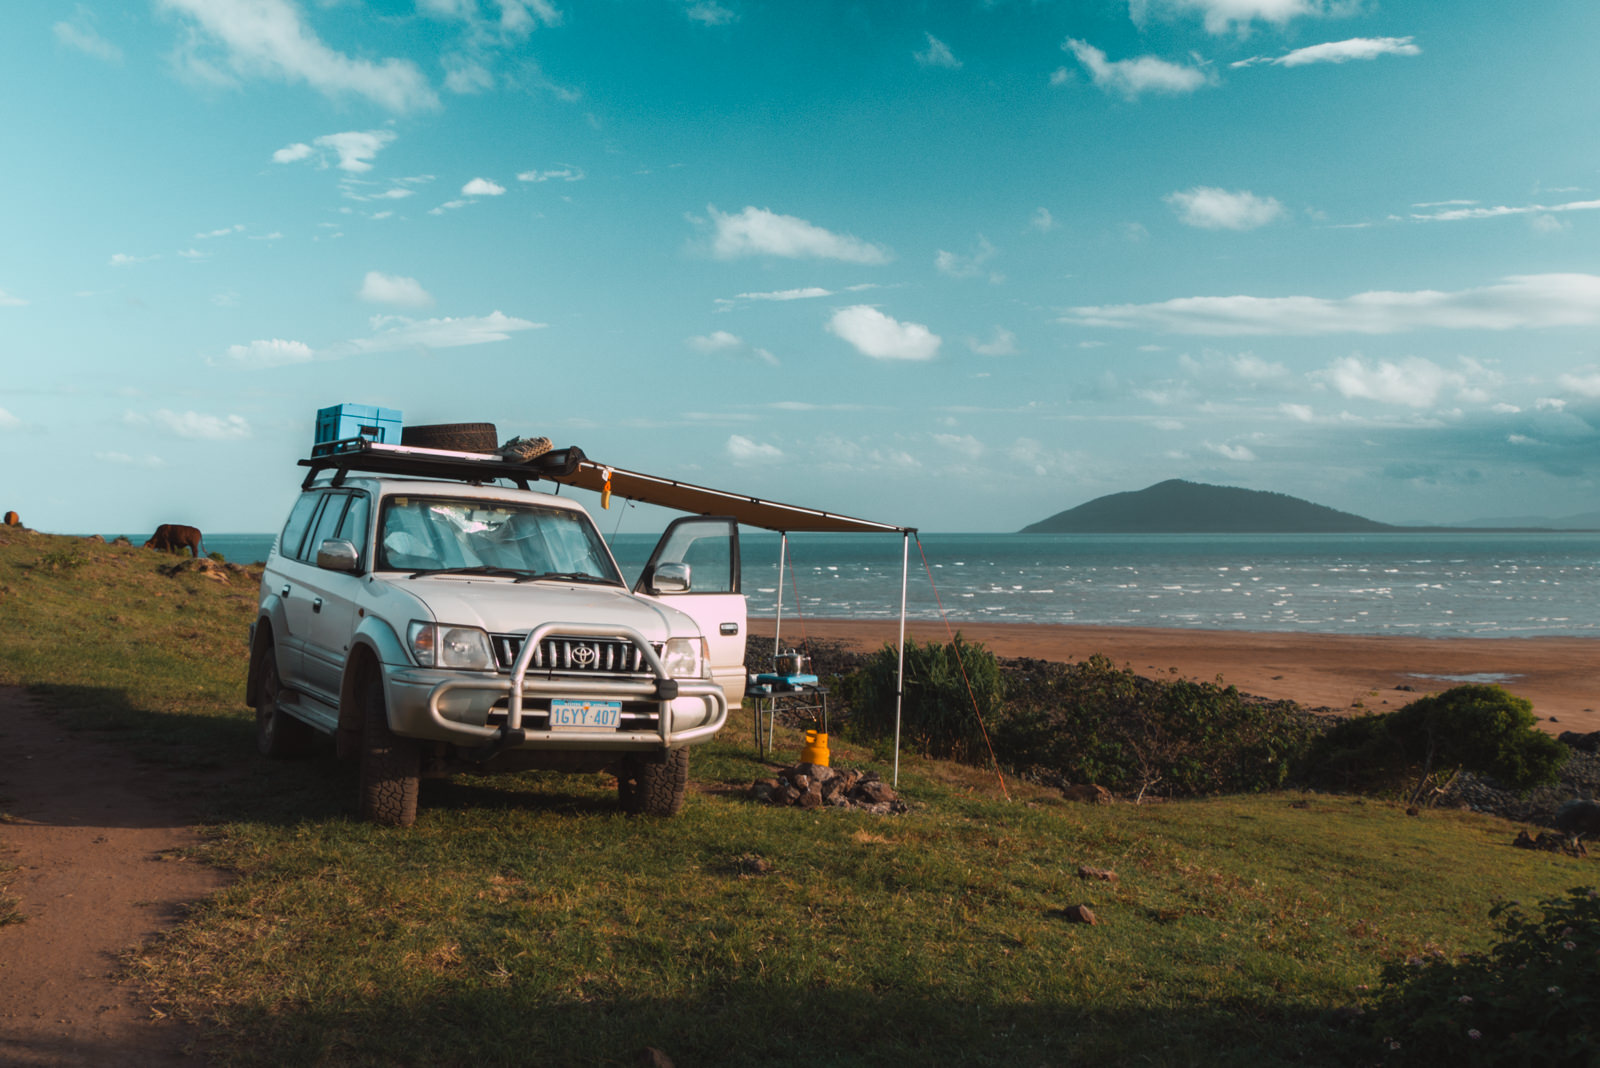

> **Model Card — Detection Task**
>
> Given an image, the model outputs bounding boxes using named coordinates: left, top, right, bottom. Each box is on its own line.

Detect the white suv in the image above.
left=245, top=445, right=746, bottom=826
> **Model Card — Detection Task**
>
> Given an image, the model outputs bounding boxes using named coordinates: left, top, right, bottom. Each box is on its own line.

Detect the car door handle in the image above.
left=720, top=623, right=739, bottom=635
left=312, top=598, right=323, bottom=613
left=280, top=584, right=291, bottom=597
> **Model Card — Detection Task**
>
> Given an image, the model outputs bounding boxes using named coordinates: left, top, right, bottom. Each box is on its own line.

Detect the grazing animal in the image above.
left=144, top=523, right=205, bottom=558
left=3, top=511, right=18, bottom=527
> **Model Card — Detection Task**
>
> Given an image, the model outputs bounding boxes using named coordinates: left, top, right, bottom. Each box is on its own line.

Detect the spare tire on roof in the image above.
left=400, top=422, right=498, bottom=453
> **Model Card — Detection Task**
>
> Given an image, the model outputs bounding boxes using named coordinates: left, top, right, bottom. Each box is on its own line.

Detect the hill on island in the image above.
left=1020, top=479, right=1396, bottom=534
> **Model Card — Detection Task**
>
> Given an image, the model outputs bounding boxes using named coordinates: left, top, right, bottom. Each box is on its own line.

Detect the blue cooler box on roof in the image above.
left=315, top=403, right=402, bottom=448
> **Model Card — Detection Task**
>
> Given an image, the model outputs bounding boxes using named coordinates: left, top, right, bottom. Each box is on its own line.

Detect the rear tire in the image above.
left=400, top=422, right=498, bottom=453
left=256, top=644, right=311, bottom=759
left=617, top=749, right=689, bottom=817
left=358, top=676, right=420, bottom=827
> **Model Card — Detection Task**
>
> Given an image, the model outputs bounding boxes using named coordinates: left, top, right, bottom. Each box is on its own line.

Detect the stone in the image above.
left=854, top=780, right=896, bottom=804
left=773, top=784, right=800, bottom=806
left=110, top=535, right=132, bottom=546
left=1077, top=865, right=1118, bottom=883
left=83, top=534, right=105, bottom=543
left=1062, top=904, right=1098, bottom=925
left=1558, top=731, right=1600, bottom=754
left=749, top=781, right=776, bottom=803
left=796, top=787, right=823, bottom=809
left=1061, top=784, right=1112, bottom=805
left=791, top=773, right=811, bottom=791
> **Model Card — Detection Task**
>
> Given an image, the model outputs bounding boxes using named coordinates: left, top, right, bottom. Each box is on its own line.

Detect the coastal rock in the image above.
left=110, top=535, right=132, bottom=546
left=1060, top=904, right=1098, bottom=925
left=84, top=534, right=105, bottom=543
left=1559, top=731, right=1600, bottom=754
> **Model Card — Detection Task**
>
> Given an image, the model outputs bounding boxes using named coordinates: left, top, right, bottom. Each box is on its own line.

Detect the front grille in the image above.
left=491, top=633, right=661, bottom=675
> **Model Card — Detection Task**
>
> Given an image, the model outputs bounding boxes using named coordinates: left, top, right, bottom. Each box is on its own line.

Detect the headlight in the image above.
left=407, top=621, right=494, bottom=670
left=661, top=637, right=708, bottom=679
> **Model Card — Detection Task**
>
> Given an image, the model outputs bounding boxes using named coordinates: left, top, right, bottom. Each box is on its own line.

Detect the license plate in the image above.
left=548, top=699, right=621, bottom=730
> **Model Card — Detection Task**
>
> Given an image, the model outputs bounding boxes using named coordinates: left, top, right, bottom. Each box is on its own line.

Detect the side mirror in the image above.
left=652, top=561, right=691, bottom=593
left=317, top=538, right=360, bottom=572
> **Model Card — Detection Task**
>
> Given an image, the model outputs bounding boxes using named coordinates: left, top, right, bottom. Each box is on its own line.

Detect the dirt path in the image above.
left=0, top=688, right=223, bottom=1066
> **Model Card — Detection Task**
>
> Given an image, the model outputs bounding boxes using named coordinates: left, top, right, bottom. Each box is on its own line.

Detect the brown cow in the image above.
left=145, top=523, right=205, bottom=558
left=3, top=511, right=18, bottom=527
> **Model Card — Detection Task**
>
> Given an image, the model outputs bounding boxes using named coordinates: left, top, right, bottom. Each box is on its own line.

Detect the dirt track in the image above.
left=0, top=688, right=220, bottom=1066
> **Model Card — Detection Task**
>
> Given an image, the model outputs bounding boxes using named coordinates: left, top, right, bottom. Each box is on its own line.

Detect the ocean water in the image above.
left=145, top=530, right=1600, bottom=638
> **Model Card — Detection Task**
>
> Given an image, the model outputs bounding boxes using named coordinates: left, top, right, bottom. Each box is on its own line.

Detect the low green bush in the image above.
left=1309, top=684, right=1567, bottom=802
left=837, top=634, right=1004, bottom=763
left=993, top=654, right=1317, bottom=797
left=1370, top=886, right=1600, bottom=1066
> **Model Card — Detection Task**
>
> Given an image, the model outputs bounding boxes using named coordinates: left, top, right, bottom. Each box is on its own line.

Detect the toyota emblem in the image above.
left=571, top=644, right=597, bottom=667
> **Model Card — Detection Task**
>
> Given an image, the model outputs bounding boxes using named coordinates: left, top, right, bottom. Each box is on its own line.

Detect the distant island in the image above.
left=1019, top=479, right=1574, bottom=534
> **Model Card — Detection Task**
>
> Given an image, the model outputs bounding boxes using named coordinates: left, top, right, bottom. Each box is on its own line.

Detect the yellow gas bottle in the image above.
left=801, top=730, right=830, bottom=767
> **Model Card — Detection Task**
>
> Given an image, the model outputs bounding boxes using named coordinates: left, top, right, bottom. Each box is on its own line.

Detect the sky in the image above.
left=4, top=0, right=1600, bottom=535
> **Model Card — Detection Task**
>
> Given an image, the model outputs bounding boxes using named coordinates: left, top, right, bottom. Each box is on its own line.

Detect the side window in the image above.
left=334, top=493, right=370, bottom=567
left=642, top=518, right=739, bottom=594
left=278, top=493, right=321, bottom=561
left=303, top=493, right=350, bottom=562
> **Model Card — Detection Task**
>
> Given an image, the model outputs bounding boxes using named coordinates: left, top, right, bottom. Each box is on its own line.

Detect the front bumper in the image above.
left=386, top=621, right=728, bottom=752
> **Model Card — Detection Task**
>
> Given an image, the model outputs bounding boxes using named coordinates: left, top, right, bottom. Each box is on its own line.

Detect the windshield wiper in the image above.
left=409, top=565, right=533, bottom=580
left=513, top=571, right=622, bottom=586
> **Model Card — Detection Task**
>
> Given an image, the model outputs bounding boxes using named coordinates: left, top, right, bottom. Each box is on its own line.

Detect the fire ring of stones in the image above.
left=749, top=763, right=906, bottom=814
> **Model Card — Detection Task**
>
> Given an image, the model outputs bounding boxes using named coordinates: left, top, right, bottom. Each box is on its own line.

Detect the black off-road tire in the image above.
left=400, top=422, right=498, bottom=453
left=255, top=644, right=311, bottom=758
left=358, top=676, right=421, bottom=827
left=617, top=748, right=690, bottom=817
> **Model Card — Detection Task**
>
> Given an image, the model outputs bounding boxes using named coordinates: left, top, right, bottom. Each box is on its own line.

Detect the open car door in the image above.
left=635, top=516, right=746, bottom=703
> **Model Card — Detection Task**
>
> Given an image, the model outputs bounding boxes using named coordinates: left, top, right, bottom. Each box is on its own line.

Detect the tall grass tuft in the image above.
left=837, top=634, right=1004, bottom=763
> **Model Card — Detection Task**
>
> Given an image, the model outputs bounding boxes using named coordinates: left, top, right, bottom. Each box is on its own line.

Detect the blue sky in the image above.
left=5, top=0, right=1600, bottom=534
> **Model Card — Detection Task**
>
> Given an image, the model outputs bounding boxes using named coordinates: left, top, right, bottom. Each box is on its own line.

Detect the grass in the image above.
left=0, top=524, right=1593, bottom=1066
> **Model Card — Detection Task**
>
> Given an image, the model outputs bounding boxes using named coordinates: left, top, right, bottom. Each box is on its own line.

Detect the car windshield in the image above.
left=375, top=495, right=623, bottom=585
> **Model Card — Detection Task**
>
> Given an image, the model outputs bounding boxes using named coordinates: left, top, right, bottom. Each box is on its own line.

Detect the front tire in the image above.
left=358, top=676, right=420, bottom=827
left=617, top=749, right=689, bottom=817
left=256, top=644, right=311, bottom=759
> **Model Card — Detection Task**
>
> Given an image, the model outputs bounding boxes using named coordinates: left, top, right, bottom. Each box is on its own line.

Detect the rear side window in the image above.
left=303, top=493, right=351, bottom=562
left=277, top=493, right=321, bottom=560
left=334, top=493, right=370, bottom=567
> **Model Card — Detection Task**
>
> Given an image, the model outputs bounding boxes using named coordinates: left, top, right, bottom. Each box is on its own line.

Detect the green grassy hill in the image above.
left=0, top=525, right=1589, bottom=1066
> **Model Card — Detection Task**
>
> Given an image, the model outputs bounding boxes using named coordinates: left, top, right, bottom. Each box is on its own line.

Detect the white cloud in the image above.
left=967, top=327, right=1017, bottom=356
left=687, top=330, right=743, bottom=353
left=915, top=33, right=961, bottom=69
left=1530, top=214, right=1569, bottom=235
left=54, top=10, right=123, bottom=62
left=94, top=451, right=167, bottom=468
left=0, top=407, right=20, bottom=429
left=935, top=235, right=998, bottom=278
left=272, top=141, right=313, bottom=163
left=687, top=2, right=736, bottom=25
left=1558, top=370, right=1600, bottom=398
left=430, top=200, right=468, bottom=214
left=1029, top=207, right=1055, bottom=232
left=158, top=0, right=439, bottom=112
left=1280, top=402, right=1314, bottom=421
left=224, top=338, right=315, bottom=368
left=726, top=434, right=783, bottom=464
left=134, top=408, right=252, bottom=440
left=462, top=177, right=506, bottom=196
left=735, top=287, right=833, bottom=302
left=274, top=130, right=397, bottom=173
left=706, top=206, right=890, bottom=264
left=1131, top=0, right=1349, bottom=35
left=1061, top=39, right=1210, bottom=100
left=1206, top=441, right=1258, bottom=461
left=195, top=224, right=244, bottom=238
left=331, top=312, right=544, bottom=358
left=1413, top=196, right=1600, bottom=223
left=109, top=252, right=159, bottom=267
left=359, top=271, right=434, bottom=308
left=0, top=289, right=27, bottom=307
left=517, top=165, right=585, bottom=183
left=1233, top=36, right=1420, bottom=68
left=444, top=61, right=494, bottom=94
left=1007, top=438, right=1080, bottom=477
left=1313, top=355, right=1465, bottom=408
left=1165, top=187, right=1285, bottom=230
left=1066, top=273, right=1600, bottom=335
left=178, top=248, right=208, bottom=260
left=827, top=306, right=941, bottom=361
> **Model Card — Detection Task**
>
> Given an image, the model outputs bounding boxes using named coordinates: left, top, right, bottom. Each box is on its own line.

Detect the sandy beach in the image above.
left=751, top=619, right=1600, bottom=734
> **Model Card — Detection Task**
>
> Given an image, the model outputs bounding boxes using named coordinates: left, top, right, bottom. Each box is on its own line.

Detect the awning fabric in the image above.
left=549, top=461, right=913, bottom=535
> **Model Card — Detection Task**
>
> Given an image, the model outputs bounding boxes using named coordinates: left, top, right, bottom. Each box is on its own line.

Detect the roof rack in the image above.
left=299, top=438, right=585, bottom=491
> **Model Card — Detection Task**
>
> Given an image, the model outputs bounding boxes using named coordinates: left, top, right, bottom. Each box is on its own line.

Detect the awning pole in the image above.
left=773, top=532, right=787, bottom=659
left=893, top=530, right=909, bottom=788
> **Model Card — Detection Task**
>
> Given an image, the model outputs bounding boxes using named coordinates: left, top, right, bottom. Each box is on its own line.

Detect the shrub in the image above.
left=992, top=654, right=1318, bottom=798
left=1369, top=886, right=1600, bottom=1066
left=1309, top=685, right=1566, bottom=803
left=837, top=634, right=1004, bottom=763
